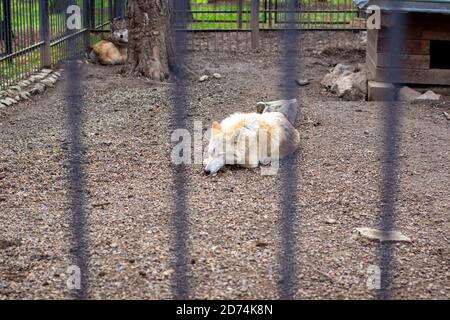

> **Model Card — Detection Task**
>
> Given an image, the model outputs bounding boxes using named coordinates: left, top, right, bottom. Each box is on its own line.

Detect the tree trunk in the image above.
left=126, top=0, right=176, bottom=81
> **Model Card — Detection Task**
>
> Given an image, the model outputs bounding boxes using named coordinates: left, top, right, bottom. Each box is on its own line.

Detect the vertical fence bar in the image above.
left=2, top=0, right=12, bottom=59
left=377, top=10, right=406, bottom=301
left=171, top=0, right=189, bottom=300
left=39, top=0, right=51, bottom=67
left=66, top=0, right=89, bottom=299
left=108, top=0, right=113, bottom=23
left=268, top=0, right=273, bottom=28
left=237, top=0, right=243, bottom=29
left=90, top=0, right=95, bottom=30
left=251, top=0, right=259, bottom=49
left=84, top=0, right=91, bottom=51
left=278, top=0, right=300, bottom=300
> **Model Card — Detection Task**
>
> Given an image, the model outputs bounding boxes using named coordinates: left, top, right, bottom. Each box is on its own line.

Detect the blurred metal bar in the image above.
left=377, top=10, right=406, bottom=301
left=65, top=0, right=89, bottom=297
left=171, top=0, right=190, bottom=300
left=278, top=0, right=300, bottom=300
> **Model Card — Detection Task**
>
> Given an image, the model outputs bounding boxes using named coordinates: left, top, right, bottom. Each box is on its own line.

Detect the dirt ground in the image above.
left=0, top=32, right=449, bottom=299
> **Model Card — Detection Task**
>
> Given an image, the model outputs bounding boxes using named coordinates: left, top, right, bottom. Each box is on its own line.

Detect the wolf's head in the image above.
left=111, top=19, right=128, bottom=44
left=203, top=121, right=238, bottom=175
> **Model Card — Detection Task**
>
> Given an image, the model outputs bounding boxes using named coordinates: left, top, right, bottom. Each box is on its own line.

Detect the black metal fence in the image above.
left=1, top=0, right=364, bottom=89
left=182, top=0, right=367, bottom=52
left=186, top=0, right=365, bottom=31
left=0, top=0, right=125, bottom=89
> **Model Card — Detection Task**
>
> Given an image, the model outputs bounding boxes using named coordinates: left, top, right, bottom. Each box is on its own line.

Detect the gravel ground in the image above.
left=0, top=33, right=449, bottom=299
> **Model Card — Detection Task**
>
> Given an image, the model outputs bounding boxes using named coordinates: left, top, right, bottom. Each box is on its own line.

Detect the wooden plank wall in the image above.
left=366, top=12, right=450, bottom=85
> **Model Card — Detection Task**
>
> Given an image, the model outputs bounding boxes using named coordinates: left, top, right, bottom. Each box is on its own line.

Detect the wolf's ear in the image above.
left=212, top=121, right=222, bottom=134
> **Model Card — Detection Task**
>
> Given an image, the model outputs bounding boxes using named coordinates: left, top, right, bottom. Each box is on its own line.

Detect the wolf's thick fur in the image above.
left=204, top=112, right=300, bottom=174
left=90, top=19, right=128, bottom=65
left=90, top=40, right=127, bottom=65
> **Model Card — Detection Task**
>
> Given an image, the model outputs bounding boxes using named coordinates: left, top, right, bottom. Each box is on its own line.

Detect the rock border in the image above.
left=0, top=68, right=62, bottom=109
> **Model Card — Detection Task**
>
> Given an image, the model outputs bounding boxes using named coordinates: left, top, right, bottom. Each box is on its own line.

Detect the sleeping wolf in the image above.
left=89, top=19, right=128, bottom=65
left=204, top=111, right=300, bottom=175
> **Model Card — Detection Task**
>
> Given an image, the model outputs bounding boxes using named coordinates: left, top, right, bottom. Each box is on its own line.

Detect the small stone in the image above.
left=325, top=218, right=337, bottom=224
left=54, top=71, right=62, bottom=77
left=416, top=90, right=442, bottom=101
left=255, top=241, right=269, bottom=247
left=0, top=102, right=6, bottom=109
left=19, top=92, right=31, bottom=100
left=296, top=79, right=310, bottom=86
left=1, top=99, right=12, bottom=106
left=213, top=73, right=222, bottom=79
left=5, top=97, right=17, bottom=104
left=162, top=269, right=174, bottom=277
left=41, top=68, right=53, bottom=75
left=30, top=84, right=45, bottom=95
left=331, top=71, right=367, bottom=101
left=138, top=271, right=146, bottom=277
left=0, top=99, right=13, bottom=106
left=110, top=242, right=118, bottom=248
left=356, top=227, right=411, bottom=242
left=10, top=85, right=22, bottom=91
left=398, top=86, right=421, bottom=102
left=41, top=79, right=55, bottom=87
left=321, top=64, right=357, bottom=88
left=199, top=75, right=209, bottom=82
left=443, top=112, right=450, bottom=121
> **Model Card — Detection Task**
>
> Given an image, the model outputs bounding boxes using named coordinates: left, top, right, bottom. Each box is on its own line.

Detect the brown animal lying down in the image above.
left=90, top=19, right=128, bottom=65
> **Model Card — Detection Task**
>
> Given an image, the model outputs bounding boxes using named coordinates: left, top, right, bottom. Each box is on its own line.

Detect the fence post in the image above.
left=117, top=0, right=125, bottom=19
left=268, top=0, right=273, bottom=28
left=84, top=0, right=91, bottom=52
left=109, top=0, right=114, bottom=23
left=39, top=0, right=51, bottom=67
left=237, top=0, right=243, bottom=29
left=251, top=0, right=260, bottom=50
left=90, top=0, right=96, bottom=30
left=2, top=0, right=13, bottom=59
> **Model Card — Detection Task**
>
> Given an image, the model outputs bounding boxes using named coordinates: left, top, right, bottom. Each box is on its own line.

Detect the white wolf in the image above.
left=203, top=111, right=300, bottom=175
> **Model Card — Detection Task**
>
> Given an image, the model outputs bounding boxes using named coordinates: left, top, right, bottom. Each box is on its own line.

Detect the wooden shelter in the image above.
left=366, top=0, right=450, bottom=86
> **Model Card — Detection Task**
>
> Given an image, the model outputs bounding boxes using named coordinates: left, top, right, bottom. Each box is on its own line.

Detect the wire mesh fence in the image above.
left=0, top=0, right=125, bottom=89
